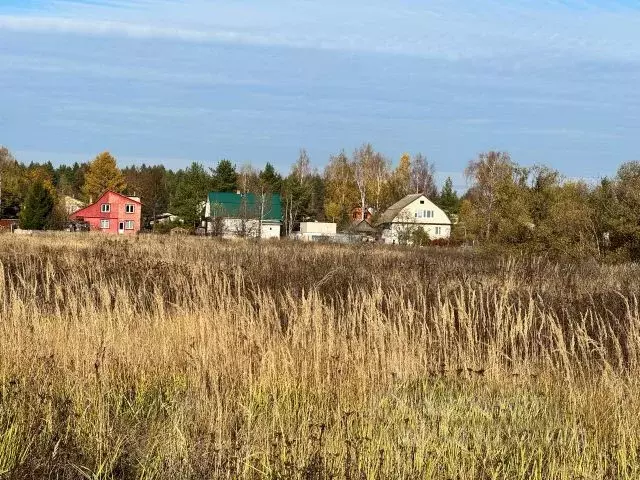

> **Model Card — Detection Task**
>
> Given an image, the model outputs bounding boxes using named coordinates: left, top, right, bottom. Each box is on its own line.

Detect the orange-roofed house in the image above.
left=69, top=191, right=142, bottom=235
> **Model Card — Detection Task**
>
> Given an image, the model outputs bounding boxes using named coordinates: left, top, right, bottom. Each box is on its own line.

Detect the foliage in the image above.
left=323, top=150, right=357, bottom=228
left=237, top=163, right=259, bottom=194
left=4, top=142, right=640, bottom=261
left=123, top=164, right=169, bottom=224
left=19, top=180, right=55, bottom=229
left=212, top=159, right=238, bottom=192
left=437, top=176, right=460, bottom=216
left=410, top=227, right=431, bottom=246
left=171, top=162, right=211, bottom=227
left=387, top=152, right=412, bottom=201
left=82, top=151, right=126, bottom=202
left=258, top=162, right=282, bottom=193
left=410, top=152, right=437, bottom=198
left=152, top=219, right=188, bottom=235
left=0, top=146, right=24, bottom=218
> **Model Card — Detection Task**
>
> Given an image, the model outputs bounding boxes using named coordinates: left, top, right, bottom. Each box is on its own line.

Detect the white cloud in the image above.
left=2, top=1, right=640, bottom=63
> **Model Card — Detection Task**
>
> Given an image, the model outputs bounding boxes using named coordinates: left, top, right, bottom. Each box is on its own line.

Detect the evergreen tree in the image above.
left=212, top=159, right=238, bottom=192
left=172, top=162, right=212, bottom=227
left=82, top=152, right=126, bottom=202
left=259, top=162, right=282, bottom=193
left=19, top=180, right=54, bottom=230
left=437, top=177, right=460, bottom=216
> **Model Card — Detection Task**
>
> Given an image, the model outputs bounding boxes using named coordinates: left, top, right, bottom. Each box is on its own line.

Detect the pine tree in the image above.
left=172, top=162, right=212, bottom=227
left=82, top=152, right=126, bottom=202
left=438, top=177, right=460, bottom=215
left=19, top=180, right=55, bottom=230
left=212, top=160, right=238, bottom=192
left=259, top=163, right=282, bottom=193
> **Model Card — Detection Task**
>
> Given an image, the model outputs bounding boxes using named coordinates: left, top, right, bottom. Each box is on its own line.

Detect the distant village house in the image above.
left=377, top=193, right=451, bottom=244
left=69, top=191, right=142, bottom=234
left=204, top=191, right=282, bottom=239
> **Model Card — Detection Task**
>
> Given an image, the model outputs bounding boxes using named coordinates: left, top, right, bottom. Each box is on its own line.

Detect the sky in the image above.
left=1, top=0, right=639, bottom=189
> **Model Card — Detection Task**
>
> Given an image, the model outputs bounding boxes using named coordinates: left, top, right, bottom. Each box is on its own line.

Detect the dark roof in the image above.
left=208, top=192, right=282, bottom=222
left=376, top=193, right=424, bottom=225
left=350, top=219, right=378, bottom=234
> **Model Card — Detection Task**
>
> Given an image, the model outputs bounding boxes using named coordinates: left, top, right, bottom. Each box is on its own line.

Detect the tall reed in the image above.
left=0, top=234, right=639, bottom=479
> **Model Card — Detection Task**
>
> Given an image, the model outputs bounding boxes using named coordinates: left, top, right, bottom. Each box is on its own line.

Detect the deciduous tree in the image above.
left=324, top=150, right=357, bottom=227
left=410, top=153, right=437, bottom=198
left=82, top=152, right=126, bottom=202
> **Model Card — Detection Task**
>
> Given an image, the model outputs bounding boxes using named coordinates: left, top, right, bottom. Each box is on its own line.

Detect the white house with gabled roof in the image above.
left=376, top=193, right=451, bottom=244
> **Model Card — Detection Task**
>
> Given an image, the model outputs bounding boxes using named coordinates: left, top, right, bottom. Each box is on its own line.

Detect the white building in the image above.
left=295, top=222, right=337, bottom=241
left=377, top=193, right=451, bottom=244
left=150, top=212, right=183, bottom=225
left=64, top=196, right=86, bottom=216
left=204, top=192, right=282, bottom=239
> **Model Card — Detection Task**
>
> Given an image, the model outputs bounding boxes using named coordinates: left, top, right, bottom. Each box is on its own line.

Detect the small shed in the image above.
left=350, top=219, right=378, bottom=236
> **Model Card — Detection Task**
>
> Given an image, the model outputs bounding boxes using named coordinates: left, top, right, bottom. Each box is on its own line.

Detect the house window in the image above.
left=125, top=221, right=134, bottom=230
left=417, top=211, right=423, bottom=218
left=101, top=204, right=111, bottom=213
left=424, top=210, right=430, bottom=218
left=100, top=220, right=110, bottom=229
left=420, top=200, right=425, bottom=204
left=435, top=227, right=442, bottom=235
left=125, top=204, right=135, bottom=213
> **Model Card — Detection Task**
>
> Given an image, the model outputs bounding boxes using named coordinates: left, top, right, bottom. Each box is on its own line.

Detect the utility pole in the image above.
left=259, top=187, right=265, bottom=239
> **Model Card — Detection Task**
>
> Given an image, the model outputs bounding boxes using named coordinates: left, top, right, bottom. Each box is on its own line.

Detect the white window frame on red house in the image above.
left=125, top=220, right=134, bottom=230
left=100, top=219, right=110, bottom=229
left=101, top=204, right=111, bottom=213
left=125, top=204, right=135, bottom=213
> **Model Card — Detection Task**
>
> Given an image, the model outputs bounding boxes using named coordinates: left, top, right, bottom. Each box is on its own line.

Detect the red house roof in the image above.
left=72, top=191, right=141, bottom=217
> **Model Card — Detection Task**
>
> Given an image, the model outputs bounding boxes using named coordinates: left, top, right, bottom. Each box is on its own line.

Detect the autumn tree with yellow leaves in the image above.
left=82, top=151, right=127, bottom=202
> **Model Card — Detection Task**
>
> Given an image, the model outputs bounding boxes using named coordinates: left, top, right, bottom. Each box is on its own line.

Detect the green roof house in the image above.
left=205, top=192, right=282, bottom=239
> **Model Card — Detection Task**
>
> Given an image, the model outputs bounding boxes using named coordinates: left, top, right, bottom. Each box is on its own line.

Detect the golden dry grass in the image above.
left=0, top=233, right=639, bottom=479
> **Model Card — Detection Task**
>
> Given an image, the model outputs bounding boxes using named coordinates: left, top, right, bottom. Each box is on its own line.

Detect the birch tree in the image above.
left=352, top=144, right=373, bottom=221
left=410, top=153, right=437, bottom=198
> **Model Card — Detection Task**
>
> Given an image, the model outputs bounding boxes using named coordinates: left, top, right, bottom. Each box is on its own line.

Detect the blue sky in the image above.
left=1, top=0, right=639, bottom=188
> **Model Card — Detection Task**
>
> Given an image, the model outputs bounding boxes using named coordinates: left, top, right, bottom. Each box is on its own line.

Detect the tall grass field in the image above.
left=0, top=234, right=639, bottom=479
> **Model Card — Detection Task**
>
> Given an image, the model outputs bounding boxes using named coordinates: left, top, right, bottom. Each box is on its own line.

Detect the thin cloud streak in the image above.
left=1, top=0, right=638, bottom=179
left=2, top=1, right=640, bottom=62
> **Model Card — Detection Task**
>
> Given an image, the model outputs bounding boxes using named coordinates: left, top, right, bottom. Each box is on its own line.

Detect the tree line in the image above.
left=460, top=151, right=640, bottom=260
left=3, top=143, right=640, bottom=261
left=0, top=144, right=460, bottom=233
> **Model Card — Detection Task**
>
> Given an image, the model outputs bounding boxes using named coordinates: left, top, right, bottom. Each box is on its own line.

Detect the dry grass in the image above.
left=0, top=233, right=640, bottom=479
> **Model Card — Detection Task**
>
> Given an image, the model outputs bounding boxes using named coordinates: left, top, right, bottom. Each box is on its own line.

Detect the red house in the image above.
left=70, top=191, right=142, bottom=235
left=351, top=206, right=373, bottom=222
